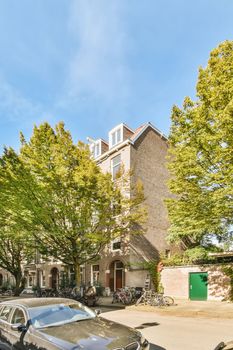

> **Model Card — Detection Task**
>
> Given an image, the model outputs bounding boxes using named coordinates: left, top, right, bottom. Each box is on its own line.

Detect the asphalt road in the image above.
left=102, top=309, right=233, bottom=350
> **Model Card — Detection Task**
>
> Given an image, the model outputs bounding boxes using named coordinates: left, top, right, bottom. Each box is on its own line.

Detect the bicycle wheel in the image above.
left=150, top=296, right=159, bottom=306
left=135, top=295, right=143, bottom=306
left=163, top=296, right=174, bottom=306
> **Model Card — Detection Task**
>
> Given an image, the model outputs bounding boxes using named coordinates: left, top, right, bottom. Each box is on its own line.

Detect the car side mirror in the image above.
left=95, top=309, right=101, bottom=315
left=11, top=323, right=27, bottom=332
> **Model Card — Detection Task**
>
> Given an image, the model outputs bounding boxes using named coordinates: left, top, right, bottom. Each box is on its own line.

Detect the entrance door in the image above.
left=189, top=272, right=208, bottom=300
left=109, top=260, right=124, bottom=291
left=51, top=268, right=59, bottom=290
left=116, top=270, right=123, bottom=289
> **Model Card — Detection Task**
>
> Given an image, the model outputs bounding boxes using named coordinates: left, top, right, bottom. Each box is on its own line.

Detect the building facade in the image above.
left=85, top=122, right=174, bottom=291
left=0, top=122, right=174, bottom=292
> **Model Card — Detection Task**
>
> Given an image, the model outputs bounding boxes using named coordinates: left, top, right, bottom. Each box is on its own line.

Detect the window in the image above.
left=28, top=272, right=36, bottom=287
left=11, top=308, right=26, bottom=325
left=111, top=128, right=121, bottom=146
left=111, top=154, right=121, bottom=179
left=115, top=261, right=123, bottom=268
left=41, top=271, right=46, bottom=287
left=112, top=238, right=121, bottom=251
left=91, top=265, right=100, bottom=285
left=109, top=126, right=123, bottom=148
left=90, top=140, right=101, bottom=158
left=69, top=266, right=85, bottom=286
left=0, top=306, right=12, bottom=322
left=95, top=143, right=100, bottom=157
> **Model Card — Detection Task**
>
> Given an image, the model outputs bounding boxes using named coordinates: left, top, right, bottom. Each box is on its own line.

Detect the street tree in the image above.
left=0, top=148, right=34, bottom=295
left=166, top=40, right=233, bottom=253
left=19, top=122, right=146, bottom=285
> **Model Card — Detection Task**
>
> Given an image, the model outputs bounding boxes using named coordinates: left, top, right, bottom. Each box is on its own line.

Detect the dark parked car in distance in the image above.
left=214, top=341, right=233, bottom=350
left=0, top=298, right=150, bottom=350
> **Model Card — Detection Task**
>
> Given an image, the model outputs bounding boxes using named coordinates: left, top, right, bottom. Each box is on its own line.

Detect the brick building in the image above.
left=84, top=122, right=173, bottom=291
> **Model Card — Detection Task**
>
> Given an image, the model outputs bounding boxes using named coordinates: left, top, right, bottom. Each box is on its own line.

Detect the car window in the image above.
left=11, top=308, right=26, bottom=325
left=0, top=306, right=12, bottom=322
left=29, top=303, right=96, bottom=329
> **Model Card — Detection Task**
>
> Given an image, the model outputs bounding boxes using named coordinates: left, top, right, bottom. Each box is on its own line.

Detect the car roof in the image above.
left=0, top=298, right=76, bottom=308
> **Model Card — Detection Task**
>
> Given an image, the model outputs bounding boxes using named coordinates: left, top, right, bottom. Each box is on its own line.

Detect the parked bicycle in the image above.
left=135, top=289, right=174, bottom=307
left=34, top=288, right=59, bottom=298
left=0, top=289, right=13, bottom=297
left=112, top=287, right=138, bottom=305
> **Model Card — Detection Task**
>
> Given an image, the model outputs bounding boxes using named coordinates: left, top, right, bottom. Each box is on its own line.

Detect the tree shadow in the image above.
left=135, top=322, right=160, bottom=329
left=150, top=343, right=166, bottom=350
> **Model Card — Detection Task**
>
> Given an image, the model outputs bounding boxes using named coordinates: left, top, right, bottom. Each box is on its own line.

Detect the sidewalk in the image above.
left=100, top=296, right=233, bottom=319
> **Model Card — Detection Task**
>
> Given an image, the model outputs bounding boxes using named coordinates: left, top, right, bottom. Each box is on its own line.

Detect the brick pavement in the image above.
left=101, top=296, right=233, bottom=319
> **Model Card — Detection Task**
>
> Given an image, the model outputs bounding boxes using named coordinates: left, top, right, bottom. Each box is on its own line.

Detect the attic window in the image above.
left=94, top=143, right=100, bottom=157
left=109, top=126, right=122, bottom=148
left=90, top=140, right=101, bottom=158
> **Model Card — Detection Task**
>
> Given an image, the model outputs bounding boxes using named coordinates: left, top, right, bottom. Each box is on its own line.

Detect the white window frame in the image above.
left=111, top=154, right=121, bottom=179
left=111, top=237, right=122, bottom=251
left=109, top=124, right=123, bottom=148
left=40, top=270, right=46, bottom=288
left=90, top=140, right=101, bottom=158
left=91, top=264, right=100, bottom=285
left=27, top=272, right=36, bottom=288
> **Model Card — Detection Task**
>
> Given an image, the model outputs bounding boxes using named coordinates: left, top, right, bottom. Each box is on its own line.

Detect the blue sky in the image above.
left=0, top=0, right=232, bottom=151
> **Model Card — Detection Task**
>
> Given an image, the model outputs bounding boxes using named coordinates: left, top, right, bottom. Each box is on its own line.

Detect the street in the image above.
left=102, top=309, right=233, bottom=350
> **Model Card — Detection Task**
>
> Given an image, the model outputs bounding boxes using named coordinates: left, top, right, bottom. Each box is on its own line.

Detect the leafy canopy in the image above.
left=12, top=122, right=146, bottom=285
left=167, top=40, right=233, bottom=250
left=0, top=148, right=35, bottom=292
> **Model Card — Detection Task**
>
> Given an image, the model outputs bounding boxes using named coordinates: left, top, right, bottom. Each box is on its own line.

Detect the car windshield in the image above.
left=28, top=302, right=96, bottom=329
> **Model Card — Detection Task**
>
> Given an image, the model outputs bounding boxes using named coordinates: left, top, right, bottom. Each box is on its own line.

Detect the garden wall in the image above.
left=161, top=264, right=231, bottom=301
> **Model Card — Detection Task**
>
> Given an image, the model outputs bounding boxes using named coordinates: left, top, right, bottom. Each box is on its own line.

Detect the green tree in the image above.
left=0, top=148, right=34, bottom=295
left=18, top=122, right=146, bottom=285
left=167, top=40, right=233, bottom=251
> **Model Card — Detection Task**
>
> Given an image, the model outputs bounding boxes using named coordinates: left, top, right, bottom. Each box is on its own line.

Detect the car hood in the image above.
left=38, top=316, right=140, bottom=350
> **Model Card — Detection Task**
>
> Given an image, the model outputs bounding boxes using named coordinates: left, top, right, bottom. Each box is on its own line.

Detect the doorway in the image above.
left=189, top=272, right=208, bottom=300
left=50, top=267, right=59, bottom=290
left=109, top=260, right=124, bottom=291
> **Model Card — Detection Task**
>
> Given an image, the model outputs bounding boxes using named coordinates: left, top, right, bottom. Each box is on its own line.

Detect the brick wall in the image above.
left=161, top=265, right=231, bottom=300
left=130, top=128, right=172, bottom=254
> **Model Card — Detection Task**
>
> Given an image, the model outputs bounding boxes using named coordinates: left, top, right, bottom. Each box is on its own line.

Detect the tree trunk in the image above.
left=74, top=264, right=81, bottom=287
left=13, top=271, right=22, bottom=296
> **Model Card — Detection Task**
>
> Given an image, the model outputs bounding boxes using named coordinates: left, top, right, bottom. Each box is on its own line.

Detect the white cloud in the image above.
left=65, top=0, right=130, bottom=103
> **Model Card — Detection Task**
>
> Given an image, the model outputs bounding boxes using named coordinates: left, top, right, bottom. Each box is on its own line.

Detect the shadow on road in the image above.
left=150, top=343, right=166, bottom=350
left=135, top=322, right=160, bottom=329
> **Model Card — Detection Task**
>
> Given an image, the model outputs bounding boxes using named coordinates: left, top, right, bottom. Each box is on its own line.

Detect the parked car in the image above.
left=0, top=298, right=150, bottom=350
left=214, top=341, right=233, bottom=350
left=19, top=288, right=35, bottom=296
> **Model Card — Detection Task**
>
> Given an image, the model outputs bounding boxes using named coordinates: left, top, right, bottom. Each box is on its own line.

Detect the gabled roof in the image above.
left=130, top=122, right=168, bottom=143
left=95, top=121, right=167, bottom=162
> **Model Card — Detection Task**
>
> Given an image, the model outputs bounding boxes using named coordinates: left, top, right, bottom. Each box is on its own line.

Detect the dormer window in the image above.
left=112, top=128, right=121, bottom=146
left=89, top=140, right=101, bottom=158
left=88, top=138, right=109, bottom=159
left=109, top=125, right=123, bottom=148
left=94, top=142, right=100, bottom=158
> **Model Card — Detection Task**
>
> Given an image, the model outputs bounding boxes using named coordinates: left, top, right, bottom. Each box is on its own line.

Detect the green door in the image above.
left=189, top=272, right=208, bottom=300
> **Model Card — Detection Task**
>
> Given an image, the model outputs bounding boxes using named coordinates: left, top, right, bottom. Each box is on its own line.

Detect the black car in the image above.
left=214, top=341, right=233, bottom=350
left=0, top=298, right=149, bottom=350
